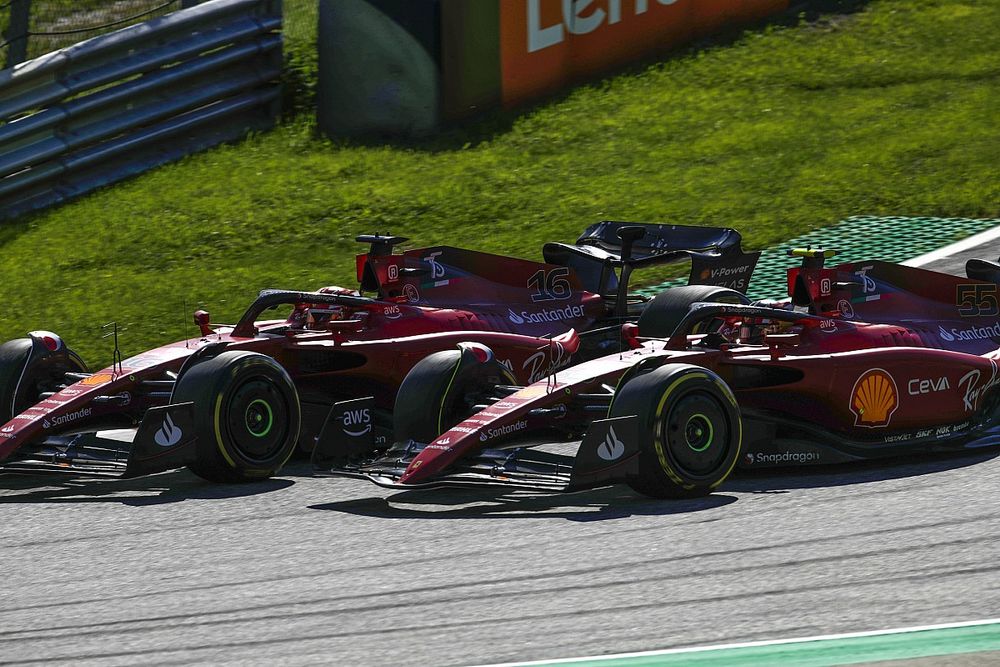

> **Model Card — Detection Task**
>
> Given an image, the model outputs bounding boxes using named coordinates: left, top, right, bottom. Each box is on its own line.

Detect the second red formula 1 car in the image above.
left=316, top=248, right=1000, bottom=498
left=0, top=222, right=758, bottom=482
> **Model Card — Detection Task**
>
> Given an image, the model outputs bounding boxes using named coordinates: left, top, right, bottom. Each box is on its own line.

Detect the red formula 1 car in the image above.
left=317, top=248, right=1000, bottom=498
left=0, top=222, right=759, bottom=481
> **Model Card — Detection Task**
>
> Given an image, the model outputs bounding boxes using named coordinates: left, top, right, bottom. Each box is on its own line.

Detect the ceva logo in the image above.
left=939, top=326, right=956, bottom=342
left=154, top=413, right=183, bottom=447
left=508, top=309, right=525, bottom=324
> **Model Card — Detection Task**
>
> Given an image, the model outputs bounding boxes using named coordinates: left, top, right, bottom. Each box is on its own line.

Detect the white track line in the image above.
left=903, top=223, right=1000, bottom=267
left=473, top=617, right=1000, bottom=667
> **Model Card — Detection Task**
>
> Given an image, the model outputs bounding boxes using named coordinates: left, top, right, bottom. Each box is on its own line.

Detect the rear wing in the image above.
left=544, top=221, right=761, bottom=296
left=577, top=220, right=744, bottom=259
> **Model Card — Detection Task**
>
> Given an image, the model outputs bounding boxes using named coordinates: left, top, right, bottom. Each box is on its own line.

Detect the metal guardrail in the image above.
left=0, top=0, right=282, bottom=220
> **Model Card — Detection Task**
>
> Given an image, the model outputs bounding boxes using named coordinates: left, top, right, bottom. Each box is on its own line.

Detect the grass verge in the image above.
left=2, top=0, right=999, bottom=363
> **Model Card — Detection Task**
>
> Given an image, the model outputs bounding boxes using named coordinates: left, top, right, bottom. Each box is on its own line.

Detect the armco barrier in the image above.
left=0, top=0, right=281, bottom=220
left=318, top=0, right=789, bottom=137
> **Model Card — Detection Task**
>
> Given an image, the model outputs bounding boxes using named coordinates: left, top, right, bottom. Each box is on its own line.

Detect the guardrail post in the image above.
left=4, top=0, right=31, bottom=69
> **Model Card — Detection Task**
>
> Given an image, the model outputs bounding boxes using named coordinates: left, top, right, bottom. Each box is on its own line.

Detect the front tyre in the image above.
left=0, top=336, right=87, bottom=422
left=394, top=347, right=515, bottom=444
left=172, top=351, right=301, bottom=483
left=609, top=363, right=741, bottom=498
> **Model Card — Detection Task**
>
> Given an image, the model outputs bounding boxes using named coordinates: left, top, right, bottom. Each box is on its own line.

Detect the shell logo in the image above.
left=850, top=368, right=899, bottom=428
left=81, top=373, right=114, bottom=386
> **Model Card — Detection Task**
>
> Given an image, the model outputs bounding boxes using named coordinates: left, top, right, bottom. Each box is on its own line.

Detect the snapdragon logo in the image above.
left=508, top=305, right=585, bottom=324
left=747, top=451, right=820, bottom=465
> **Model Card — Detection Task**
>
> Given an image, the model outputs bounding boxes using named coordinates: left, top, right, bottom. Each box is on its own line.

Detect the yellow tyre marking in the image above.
left=652, top=372, right=708, bottom=489
left=216, top=358, right=300, bottom=473
left=710, top=379, right=742, bottom=489
left=437, top=354, right=464, bottom=436
left=652, top=371, right=741, bottom=490
left=276, top=389, right=302, bottom=471
left=213, top=392, right=237, bottom=468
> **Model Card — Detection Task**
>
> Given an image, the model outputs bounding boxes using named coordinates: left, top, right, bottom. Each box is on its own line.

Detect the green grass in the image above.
left=282, top=0, right=319, bottom=111
left=2, top=0, right=999, bottom=364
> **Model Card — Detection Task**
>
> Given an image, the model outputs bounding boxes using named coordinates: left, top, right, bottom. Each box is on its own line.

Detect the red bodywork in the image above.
left=0, top=223, right=762, bottom=477
left=0, top=242, right=613, bottom=471
left=366, top=258, right=1000, bottom=489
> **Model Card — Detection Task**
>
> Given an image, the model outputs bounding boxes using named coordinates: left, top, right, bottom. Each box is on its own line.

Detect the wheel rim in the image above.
left=662, top=391, right=729, bottom=477
left=225, top=377, right=289, bottom=461
left=684, top=414, right=714, bottom=452
left=245, top=399, right=274, bottom=438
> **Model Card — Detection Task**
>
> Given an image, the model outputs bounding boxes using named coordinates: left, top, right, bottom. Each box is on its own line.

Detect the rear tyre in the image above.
left=0, top=337, right=87, bottom=422
left=172, top=351, right=301, bottom=483
left=394, top=349, right=516, bottom=444
left=609, top=363, right=741, bottom=498
left=637, top=286, right=749, bottom=338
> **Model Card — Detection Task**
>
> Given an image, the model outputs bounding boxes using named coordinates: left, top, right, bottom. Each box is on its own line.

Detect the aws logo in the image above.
left=342, top=408, right=371, bottom=437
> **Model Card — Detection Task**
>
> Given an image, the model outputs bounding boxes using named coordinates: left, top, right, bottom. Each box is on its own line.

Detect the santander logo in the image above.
left=597, top=425, right=625, bottom=461
left=508, top=309, right=525, bottom=324
left=154, top=413, right=183, bottom=447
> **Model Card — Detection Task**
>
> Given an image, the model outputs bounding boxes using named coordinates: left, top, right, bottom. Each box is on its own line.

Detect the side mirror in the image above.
left=194, top=310, right=212, bottom=336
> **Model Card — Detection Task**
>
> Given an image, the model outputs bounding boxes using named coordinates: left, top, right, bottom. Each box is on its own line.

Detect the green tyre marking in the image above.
left=246, top=398, right=274, bottom=438
left=685, top=413, right=713, bottom=452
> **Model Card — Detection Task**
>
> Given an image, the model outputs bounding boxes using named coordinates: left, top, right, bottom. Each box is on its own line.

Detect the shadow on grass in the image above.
left=327, top=0, right=875, bottom=154
left=0, top=468, right=295, bottom=506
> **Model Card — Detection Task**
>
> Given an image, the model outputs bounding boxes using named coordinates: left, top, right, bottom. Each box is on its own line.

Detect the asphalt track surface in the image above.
left=2, top=246, right=999, bottom=666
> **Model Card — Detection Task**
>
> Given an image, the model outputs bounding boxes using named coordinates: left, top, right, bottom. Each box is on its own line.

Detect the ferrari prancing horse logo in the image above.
left=850, top=368, right=899, bottom=428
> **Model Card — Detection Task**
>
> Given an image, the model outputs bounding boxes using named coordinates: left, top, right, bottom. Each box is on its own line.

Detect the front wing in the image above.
left=312, top=398, right=641, bottom=492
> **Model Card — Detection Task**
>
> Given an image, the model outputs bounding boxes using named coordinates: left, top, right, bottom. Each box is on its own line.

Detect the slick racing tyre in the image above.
left=0, top=336, right=87, bottom=422
left=637, top=285, right=749, bottom=338
left=394, top=347, right=516, bottom=444
left=609, top=363, right=741, bottom=498
left=172, top=351, right=301, bottom=483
